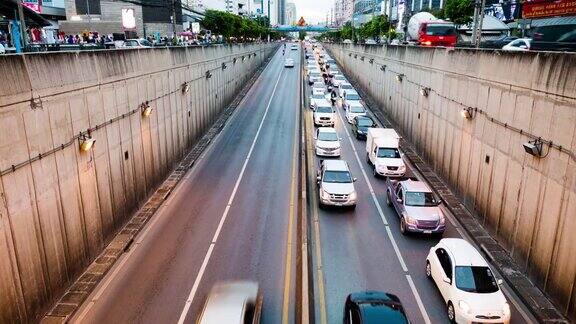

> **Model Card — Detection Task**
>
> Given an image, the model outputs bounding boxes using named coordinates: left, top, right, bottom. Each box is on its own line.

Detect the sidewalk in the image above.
left=349, top=74, right=568, bottom=324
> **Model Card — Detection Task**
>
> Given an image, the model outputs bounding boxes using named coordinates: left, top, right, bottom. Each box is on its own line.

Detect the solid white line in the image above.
left=334, top=107, right=431, bottom=324
left=176, top=50, right=285, bottom=324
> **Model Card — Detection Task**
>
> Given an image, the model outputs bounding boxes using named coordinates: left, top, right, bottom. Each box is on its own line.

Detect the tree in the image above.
left=201, top=10, right=275, bottom=42
left=358, top=15, right=390, bottom=42
left=443, top=0, right=474, bottom=25
left=299, top=30, right=307, bottom=41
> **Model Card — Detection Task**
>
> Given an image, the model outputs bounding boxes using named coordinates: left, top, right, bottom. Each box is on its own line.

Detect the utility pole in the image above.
left=171, top=0, right=177, bottom=38
left=351, top=0, right=355, bottom=42
left=268, top=0, right=270, bottom=24
left=471, top=0, right=485, bottom=47
left=16, top=0, right=27, bottom=49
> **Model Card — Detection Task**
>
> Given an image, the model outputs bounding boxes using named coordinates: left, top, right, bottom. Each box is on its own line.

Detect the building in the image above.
left=333, top=0, right=353, bottom=27
left=285, top=1, right=296, bottom=25
left=249, top=0, right=279, bottom=25
left=23, top=0, right=66, bottom=27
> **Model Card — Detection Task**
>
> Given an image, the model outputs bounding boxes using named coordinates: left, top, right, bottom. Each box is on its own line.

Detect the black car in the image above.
left=480, top=36, right=518, bottom=49
left=530, top=24, right=576, bottom=52
left=351, top=116, right=376, bottom=140
left=343, top=291, right=409, bottom=324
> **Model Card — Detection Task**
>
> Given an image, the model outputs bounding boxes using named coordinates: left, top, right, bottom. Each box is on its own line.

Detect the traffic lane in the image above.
left=71, top=48, right=285, bottom=324
left=312, top=107, right=428, bottom=324
left=186, top=50, right=301, bottom=324
left=340, top=101, right=530, bottom=323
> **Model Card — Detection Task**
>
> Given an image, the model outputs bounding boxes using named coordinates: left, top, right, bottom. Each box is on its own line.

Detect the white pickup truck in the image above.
left=365, top=128, right=406, bottom=178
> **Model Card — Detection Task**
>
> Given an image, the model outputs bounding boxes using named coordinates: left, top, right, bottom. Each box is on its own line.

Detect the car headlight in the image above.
left=439, top=215, right=446, bottom=225
left=398, top=165, right=406, bottom=171
left=349, top=191, right=357, bottom=201
left=403, top=214, right=417, bottom=225
left=321, top=189, right=330, bottom=199
left=458, top=300, right=471, bottom=314
left=503, top=302, right=510, bottom=315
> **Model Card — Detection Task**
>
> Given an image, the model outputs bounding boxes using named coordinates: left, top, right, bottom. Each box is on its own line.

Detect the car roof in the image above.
left=440, top=238, right=488, bottom=267
left=401, top=179, right=432, bottom=193
left=318, top=127, right=337, bottom=134
left=199, top=281, right=258, bottom=324
left=349, top=291, right=407, bottom=324
left=316, top=101, right=332, bottom=108
left=323, top=159, right=349, bottom=171
left=349, top=101, right=364, bottom=107
left=345, top=90, right=359, bottom=95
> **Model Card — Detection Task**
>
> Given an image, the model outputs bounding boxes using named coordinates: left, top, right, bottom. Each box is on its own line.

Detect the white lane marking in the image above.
left=334, top=107, right=431, bottom=324
left=406, top=275, right=432, bottom=324
left=176, top=50, right=285, bottom=324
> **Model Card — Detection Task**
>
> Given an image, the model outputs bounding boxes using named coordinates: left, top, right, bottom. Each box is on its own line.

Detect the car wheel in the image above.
left=400, top=217, right=407, bottom=235
left=366, top=153, right=370, bottom=164
left=350, top=204, right=356, bottom=210
left=386, top=191, right=391, bottom=206
left=447, top=302, right=456, bottom=323
left=426, top=261, right=432, bottom=279
left=372, top=166, right=379, bottom=178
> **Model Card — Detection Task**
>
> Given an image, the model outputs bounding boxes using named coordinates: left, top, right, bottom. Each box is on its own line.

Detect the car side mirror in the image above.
left=313, top=136, right=317, bottom=140
left=443, top=277, right=452, bottom=285
left=316, top=175, right=321, bottom=182
left=497, top=279, right=503, bottom=285
left=353, top=177, right=357, bottom=182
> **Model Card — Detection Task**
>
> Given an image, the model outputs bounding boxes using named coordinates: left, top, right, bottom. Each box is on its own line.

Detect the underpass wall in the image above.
left=0, top=43, right=275, bottom=322
left=326, top=44, right=576, bottom=319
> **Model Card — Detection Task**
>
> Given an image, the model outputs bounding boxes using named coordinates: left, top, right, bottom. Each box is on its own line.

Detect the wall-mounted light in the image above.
left=396, top=74, right=404, bottom=82
left=233, top=57, right=237, bottom=64
left=523, top=139, right=544, bottom=157
left=141, top=101, right=153, bottom=117
left=79, top=133, right=95, bottom=152
left=420, top=87, right=430, bottom=97
left=380, top=65, right=386, bottom=72
left=222, top=62, right=227, bottom=70
left=242, top=55, right=245, bottom=61
left=354, top=54, right=358, bottom=59
left=461, top=107, right=474, bottom=119
left=348, top=53, right=352, bottom=57
left=360, top=56, right=365, bottom=61
left=181, top=82, right=190, bottom=94
left=369, top=58, right=374, bottom=64
left=206, top=70, right=212, bottom=79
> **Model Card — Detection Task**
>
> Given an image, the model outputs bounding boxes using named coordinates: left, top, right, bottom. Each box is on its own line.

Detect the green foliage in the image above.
left=201, top=10, right=272, bottom=41
left=298, top=30, right=307, bottom=40
left=386, top=28, right=399, bottom=40
left=443, top=0, right=474, bottom=25
left=358, top=15, right=390, bottom=41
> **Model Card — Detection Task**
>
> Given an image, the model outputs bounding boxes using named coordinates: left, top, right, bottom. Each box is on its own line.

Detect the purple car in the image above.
left=386, top=178, right=445, bottom=235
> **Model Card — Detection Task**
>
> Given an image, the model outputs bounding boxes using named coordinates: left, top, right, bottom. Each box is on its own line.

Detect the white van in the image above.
left=365, top=128, right=406, bottom=178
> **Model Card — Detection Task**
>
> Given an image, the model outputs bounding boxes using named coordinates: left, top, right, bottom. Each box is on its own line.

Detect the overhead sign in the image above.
left=22, top=1, right=42, bottom=13
left=522, top=0, right=576, bottom=18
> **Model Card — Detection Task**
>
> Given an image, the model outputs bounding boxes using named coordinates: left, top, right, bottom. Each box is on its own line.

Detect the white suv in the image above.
left=317, top=160, right=357, bottom=208
left=313, top=102, right=335, bottom=127
left=426, top=238, right=511, bottom=324
left=345, top=101, right=367, bottom=123
left=315, top=127, right=341, bottom=157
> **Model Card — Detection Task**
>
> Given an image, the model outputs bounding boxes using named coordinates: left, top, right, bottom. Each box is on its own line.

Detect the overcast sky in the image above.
left=290, top=0, right=333, bottom=24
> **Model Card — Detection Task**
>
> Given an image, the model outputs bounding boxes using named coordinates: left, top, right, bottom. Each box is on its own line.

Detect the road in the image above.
left=71, top=47, right=300, bottom=324
left=303, top=48, right=537, bottom=324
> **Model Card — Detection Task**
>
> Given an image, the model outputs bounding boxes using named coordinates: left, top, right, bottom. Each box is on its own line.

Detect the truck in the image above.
left=385, top=177, right=445, bottom=235
left=407, top=12, right=457, bottom=47
left=365, top=128, right=406, bottom=178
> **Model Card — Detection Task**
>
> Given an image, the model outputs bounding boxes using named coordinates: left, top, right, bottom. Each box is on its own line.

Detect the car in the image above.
left=123, top=38, right=153, bottom=48
left=313, top=103, right=335, bottom=127
left=426, top=239, right=511, bottom=324
left=480, top=36, right=519, bottom=49
left=284, top=58, right=295, bottom=67
left=197, top=281, right=262, bottom=324
left=312, top=81, right=326, bottom=94
left=351, top=116, right=376, bottom=140
left=291, top=44, right=298, bottom=50
left=386, top=177, right=445, bottom=235
left=343, top=39, right=353, bottom=44
left=310, top=91, right=329, bottom=109
left=342, top=90, right=362, bottom=110
left=317, top=160, right=357, bottom=208
left=530, top=23, right=576, bottom=52
left=339, top=83, right=355, bottom=98
left=343, top=291, right=409, bottom=324
left=315, top=127, right=341, bottom=157
left=502, top=38, right=531, bottom=52
left=308, top=72, right=322, bottom=85
left=345, top=101, right=367, bottom=123
left=366, top=128, right=406, bottom=178
left=306, top=63, right=317, bottom=70
left=332, top=74, right=348, bottom=87
left=364, top=39, right=378, bottom=45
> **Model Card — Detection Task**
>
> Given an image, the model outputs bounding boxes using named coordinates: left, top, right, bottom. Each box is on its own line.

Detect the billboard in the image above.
left=522, top=0, right=576, bottom=18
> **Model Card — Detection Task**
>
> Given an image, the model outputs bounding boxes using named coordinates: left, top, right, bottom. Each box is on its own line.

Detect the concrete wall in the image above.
left=0, top=43, right=275, bottom=322
left=326, top=44, right=576, bottom=319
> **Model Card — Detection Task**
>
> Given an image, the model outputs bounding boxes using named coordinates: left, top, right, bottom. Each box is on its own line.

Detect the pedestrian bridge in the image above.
left=271, top=25, right=336, bottom=32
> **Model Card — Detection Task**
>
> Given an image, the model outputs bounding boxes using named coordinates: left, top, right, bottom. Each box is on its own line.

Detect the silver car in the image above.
left=197, top=281, right=262, bottom=324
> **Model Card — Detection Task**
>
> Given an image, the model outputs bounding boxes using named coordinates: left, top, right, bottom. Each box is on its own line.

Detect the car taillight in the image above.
left=422, top=41, right=432, bottom=46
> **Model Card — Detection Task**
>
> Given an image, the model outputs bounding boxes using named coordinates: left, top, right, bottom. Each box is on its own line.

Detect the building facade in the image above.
left=285, top=1, right=296, bottom=25
left=334, top=0, right=353, bottom=27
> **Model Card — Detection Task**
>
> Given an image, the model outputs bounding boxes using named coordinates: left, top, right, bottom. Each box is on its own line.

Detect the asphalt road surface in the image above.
left=71, top=47, right=300, bottom=324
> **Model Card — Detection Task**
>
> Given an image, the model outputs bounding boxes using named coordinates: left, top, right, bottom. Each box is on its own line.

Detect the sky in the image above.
left=290, top=0, right=334, bottom=24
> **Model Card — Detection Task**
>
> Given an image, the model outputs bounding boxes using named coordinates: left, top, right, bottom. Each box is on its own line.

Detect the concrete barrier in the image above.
left=326, top=43, right=576, bottom=320
left=0, top=44, right=275, bottom=323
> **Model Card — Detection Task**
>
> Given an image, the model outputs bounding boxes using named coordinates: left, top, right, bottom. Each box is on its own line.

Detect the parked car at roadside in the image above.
left=386, top=177, right=445, bottom=235
left=426, top=239, right=511, bottom=324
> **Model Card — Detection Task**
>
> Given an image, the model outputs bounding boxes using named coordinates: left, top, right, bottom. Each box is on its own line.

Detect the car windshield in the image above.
left=312, top=94, right=325, bottom=99
left=341, top=84, right=353, bottom=90
left=455, top=266, right=499, bottom=293
left=323, top=170, right=352, bottom=183
left=350, top=106, right=365, bottom=113
left=377, top=148, right=400, bottom=158
left=316, top=106, right=333, bottom=113
left=357, top=118, right=374, bottom=127
left=360, top=303, right=408, bottom=324
left=346, top=94, right=360, bottom=100
left=140, top=39, right=153, bottom=46
left=318, top=132, right=338, bottom=141
left=425, top=24, right=457, bottom=36
left=335, top=75, right=346, bottom=80
left=404, top=191, right=439, bottom=206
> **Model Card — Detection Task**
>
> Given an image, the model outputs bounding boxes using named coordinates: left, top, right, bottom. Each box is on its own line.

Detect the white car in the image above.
left=313, top=103, right=335, bottom=127
left=123, top=38, right=153, bottom=48
left=312, top=81, right=326, bottom=94
left=502, top=38, right=531, bottom=51
left=0, top=43, right=5, bottom=54
left=342, top=90, right=362, bottom=110
left=339, top=83, right=355, bottom=98
left=310, top=91, right=329, bottom=109
left=317, top=160, right=357, bottom=208
left=315, top=127, right=341, bottom=157
left=345, top=102, right=367, bottom=123
left=284, top=58, right=295, bottom=67
left=426, top=239, right=510, bottom=324
left=198, top=281, right=262, bottom=324
left=291, top=44, right=298, bottom=50
left=332, top=74, right=348, bottom=87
